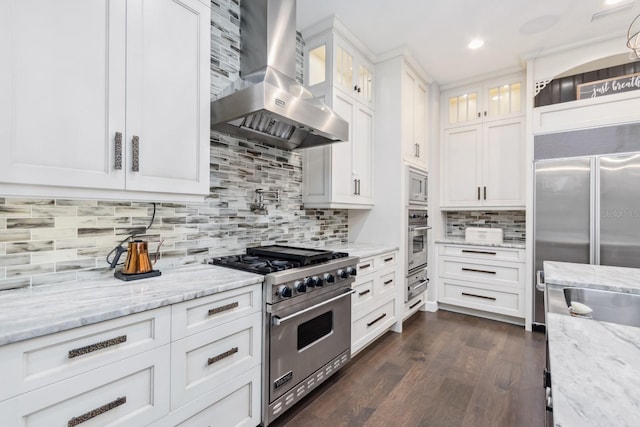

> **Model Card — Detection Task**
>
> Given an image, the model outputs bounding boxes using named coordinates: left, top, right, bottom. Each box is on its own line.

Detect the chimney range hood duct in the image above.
left=210, top=0, right=348, bottom=150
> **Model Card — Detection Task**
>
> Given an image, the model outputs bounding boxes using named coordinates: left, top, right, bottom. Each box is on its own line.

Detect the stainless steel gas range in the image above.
left=209, top=245, right=359, bottom=426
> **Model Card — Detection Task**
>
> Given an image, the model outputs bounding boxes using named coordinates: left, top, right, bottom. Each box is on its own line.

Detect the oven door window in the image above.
left=297, top=310, right=333, bottom=350
left=412, top=234, right=425, bottom=254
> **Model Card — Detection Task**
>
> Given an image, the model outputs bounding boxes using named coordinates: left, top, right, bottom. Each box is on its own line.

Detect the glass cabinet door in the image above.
left=448, top=91, right=479, bottom=125
left=307, top=44, right=327, bottom=87
left=335, top=43, right=354, bottom=94
left=487, top=82, right=521, bottom=118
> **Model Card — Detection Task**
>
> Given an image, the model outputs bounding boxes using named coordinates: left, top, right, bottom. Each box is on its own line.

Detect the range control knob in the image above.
left=312, top=276, right=324, bottom=287
left=347, top=267, right=357, bottom=276
left=337, top=269, right=349, bottom=279
left=323, top=273, right=335, bottom=283
left=294, top=280, right=307, bottom=293
left=303, top=277, right=314, bottom=288
left=278, top=285, right=292, bottom=298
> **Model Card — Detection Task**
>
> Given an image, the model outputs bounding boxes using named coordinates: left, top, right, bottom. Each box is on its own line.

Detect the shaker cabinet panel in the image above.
left=0, top=0, right=126, bottom=190
left=442, top=126, right=482, bottom=207
left=0, top=0, right=210, bottom=198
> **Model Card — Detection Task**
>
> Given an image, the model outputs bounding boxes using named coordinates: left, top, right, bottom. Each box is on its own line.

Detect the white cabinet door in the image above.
left=402, top=66, right=428, bottom=170
left=353, top=103, right=374, bottom=202
left=0, top=0, right=126, bottom=190
left=125, top=0, right=209, bottom=195
left=442, top=125, right=481, bottom=207
left=331, top=91, right=357, bottom=203
left=482, top=117, right=525, bottom=206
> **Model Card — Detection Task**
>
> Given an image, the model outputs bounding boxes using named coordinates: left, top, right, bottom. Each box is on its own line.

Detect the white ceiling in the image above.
left=296, top=0, right=640, bottom=86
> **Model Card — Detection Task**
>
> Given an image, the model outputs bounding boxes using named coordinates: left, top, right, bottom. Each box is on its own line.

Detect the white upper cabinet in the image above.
left=441, top=73, right=525, bottom=209
left=443, top=73, right=524, bottom=128
left=402, top=65, right=428, bottom=170
left=0, top=0, right=210, bottom=199
left=302, top=18, right=375, bottom=209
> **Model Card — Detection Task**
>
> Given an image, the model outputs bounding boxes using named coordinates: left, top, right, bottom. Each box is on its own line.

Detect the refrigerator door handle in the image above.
left=536, top=270, right=546, bottom=291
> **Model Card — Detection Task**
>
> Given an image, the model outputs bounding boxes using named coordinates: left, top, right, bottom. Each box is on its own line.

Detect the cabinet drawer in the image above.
left=0, top=307, right=170, bottom=401
left=150, top=365, right=261, bottom=427
left=0, top=346, right=170, bottom=426
left=171, top=283, right=261, bottom=340
left=439, top=257, right=523, bottom=288
left=438, top=244, right=524, bottom=262
left=438, top=279, right=523, bottom=317
left=170, top=311, right=261, bottom=410
left=352, top=299, right=396, bottom=354
left=352, top=276, right=374, bottom=312
left=374, top=269, right=397, bottom=298
left=377, top=252, right=397, bottom=268
left=357, top=257, right=376, bottom=275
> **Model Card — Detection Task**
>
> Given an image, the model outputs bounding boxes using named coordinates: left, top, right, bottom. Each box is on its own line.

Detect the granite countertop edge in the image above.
left=0, top=264, right=264, bottom=347
left=435, top=238, right=525, bottom=249
left=326, top=242, right=400, bottom=259
left=543, top=261, right=640, bottom=427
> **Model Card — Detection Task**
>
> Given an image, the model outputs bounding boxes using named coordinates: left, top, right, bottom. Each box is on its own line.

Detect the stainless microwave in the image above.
left=408, top=169, right=428, bottom=205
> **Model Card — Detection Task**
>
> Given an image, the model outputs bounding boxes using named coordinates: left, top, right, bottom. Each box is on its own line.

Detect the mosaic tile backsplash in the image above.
left=0, top=0, right=348, bottom=290
left=445, top=211, right=526, bottom=242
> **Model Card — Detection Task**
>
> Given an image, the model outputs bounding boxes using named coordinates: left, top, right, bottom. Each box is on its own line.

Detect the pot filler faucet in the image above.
left=251, top=188, right=280, bottom=215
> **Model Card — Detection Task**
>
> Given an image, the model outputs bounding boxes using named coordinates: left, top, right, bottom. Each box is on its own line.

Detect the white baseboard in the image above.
left=421, top=300, right=438, bottom=312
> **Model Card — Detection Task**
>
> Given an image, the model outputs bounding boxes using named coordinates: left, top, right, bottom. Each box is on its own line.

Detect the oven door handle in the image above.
left=272, top=289, right=356, bottom=326
left=410, top=278, right=429, bottom=291
left=409, top=226, right=431, bottom=232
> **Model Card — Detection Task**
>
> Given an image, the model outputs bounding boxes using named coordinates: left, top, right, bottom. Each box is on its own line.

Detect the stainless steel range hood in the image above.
left=210, top=0, right=348, bottom=150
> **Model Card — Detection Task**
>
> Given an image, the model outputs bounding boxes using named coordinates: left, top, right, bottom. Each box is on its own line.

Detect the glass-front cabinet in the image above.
left=305, top=30, right=375, bottom=108
left=443, top=73, right=524, bottom=128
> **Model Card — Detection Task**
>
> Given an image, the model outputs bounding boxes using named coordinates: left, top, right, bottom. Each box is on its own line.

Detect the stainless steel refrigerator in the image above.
left=533, top=152, right=640, bottom=326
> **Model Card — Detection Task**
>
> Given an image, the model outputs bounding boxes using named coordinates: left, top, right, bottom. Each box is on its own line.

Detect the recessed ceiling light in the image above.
left=468, top=39, right=484, bottom=50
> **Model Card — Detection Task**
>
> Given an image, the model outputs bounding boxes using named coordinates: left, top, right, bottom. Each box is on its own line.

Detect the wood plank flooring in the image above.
left=269, top=310, right=546, bottom=427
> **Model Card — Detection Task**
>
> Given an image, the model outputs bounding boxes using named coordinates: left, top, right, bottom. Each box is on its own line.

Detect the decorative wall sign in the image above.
left=577, top=71, right=640, bottom=99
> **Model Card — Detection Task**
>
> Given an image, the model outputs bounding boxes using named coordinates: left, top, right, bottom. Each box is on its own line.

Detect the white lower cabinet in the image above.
left=403, top=291, right=426, bottom=321
left=436, top=244, right=525, bottom=319
left=351, top=251, right=398, bottom=355
left=151, top=365, right=261, bottom=427
left=0, top=283, right=263, bottom=427
left=0, top=346, right=170, bottom=426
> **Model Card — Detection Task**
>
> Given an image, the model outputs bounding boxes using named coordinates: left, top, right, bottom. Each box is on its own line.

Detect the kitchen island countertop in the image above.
left=0, top=264, right=263, bottom=347
left=544, top=261, right=640, bottom=427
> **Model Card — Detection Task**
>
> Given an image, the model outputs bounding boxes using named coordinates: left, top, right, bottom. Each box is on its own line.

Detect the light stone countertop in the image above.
left=435, top=238, right=525, bottom=249
left=326, top=242, right=399, bottom=259
left=543, top=261, right=640, bottom=427
left=0, top=264, right=263, bottom=347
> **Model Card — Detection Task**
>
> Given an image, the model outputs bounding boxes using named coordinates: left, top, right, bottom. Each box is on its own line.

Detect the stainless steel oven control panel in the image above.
left=265, top=257, right=359, bottom=305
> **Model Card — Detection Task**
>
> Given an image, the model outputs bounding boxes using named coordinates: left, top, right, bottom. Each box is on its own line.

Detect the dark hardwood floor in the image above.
left=269, top=310, right=546, bottom=427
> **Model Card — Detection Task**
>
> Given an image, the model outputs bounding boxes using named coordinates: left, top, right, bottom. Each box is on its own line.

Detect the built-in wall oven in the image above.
left=406, top=209, right=430, bottom=302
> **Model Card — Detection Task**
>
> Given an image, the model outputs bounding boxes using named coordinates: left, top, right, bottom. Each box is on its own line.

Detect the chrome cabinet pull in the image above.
left=68, top=396, right=126, bottom=426
left=383, top=279, right=393, bottom=285
left=484, top=186, right=487, bottom=200
left=207, top=347, right=238, bottom=365
left=208, top=301, right=239, bottom=316
left=461, top=292, right=496, bottom=301
left=367, top=313, right=387, bottom=327
left=477, top=186, right=480, bottom=200
left=462, top=267, right=497, bottom=275
left=132, top=135, right=140, bottom=172
left=354, top=178, right=358, bottom=195
left=358, top=289, right=371, bottom=296
left=409, top=299, right=423, bottom=310
left=273, top=289, right=356, bottom=325
left=68, top=335, right=127, bottom=359
left=461, top=249, right=497, bottom=255
left=114, top=132, right=122, bottom=170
